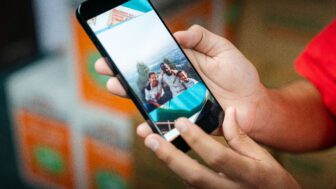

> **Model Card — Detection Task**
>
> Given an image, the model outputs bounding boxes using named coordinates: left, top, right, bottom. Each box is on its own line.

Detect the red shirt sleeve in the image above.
left=295, top=20, right=336, bottom=116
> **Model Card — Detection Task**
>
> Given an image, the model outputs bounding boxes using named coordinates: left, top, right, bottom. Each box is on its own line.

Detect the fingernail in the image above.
left=106, top=78, right=113, bottom=88
left=175, top=121, right=188, bottom=133
left=137, top=124, right=147, bottom=135
left=145, top=138, right=160, bottom=151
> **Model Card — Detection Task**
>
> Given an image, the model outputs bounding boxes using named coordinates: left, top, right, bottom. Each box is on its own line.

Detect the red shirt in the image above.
left=295, top=20, right=336, bottom=116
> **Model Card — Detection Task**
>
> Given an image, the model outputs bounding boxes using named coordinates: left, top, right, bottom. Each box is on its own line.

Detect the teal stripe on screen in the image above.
left=122, top=0, right=153, bottom=13
left=149, top=82, right=207, bottom=122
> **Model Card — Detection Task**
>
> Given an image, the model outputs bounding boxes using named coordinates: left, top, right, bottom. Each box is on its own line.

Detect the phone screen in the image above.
left=87, top=0, right=220, bottom=141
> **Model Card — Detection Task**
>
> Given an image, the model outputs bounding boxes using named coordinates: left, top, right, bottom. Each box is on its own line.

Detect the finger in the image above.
left=210, top=127, right=223, bottom=136
left=144, top=134, right=238, bottom=189
left=95, top=58, right=114, bottom=76
left=175, top=118, right=253, bottom=179
left=223, top=107, right=271, bottom=160
left=106, top=77, right=128, bottom=98
left=174, top=25, right=234, bottom=57
left=173, top=31, right=190, bottom=48
left=136, top=122, right=153, bottom=138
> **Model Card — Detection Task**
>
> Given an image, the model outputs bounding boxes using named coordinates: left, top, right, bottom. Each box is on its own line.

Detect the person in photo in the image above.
left=177, top=70, right=198, bottom=89
left=145, top=72, right=165, bottom=111
left=159, top=62, right=185, bottom=97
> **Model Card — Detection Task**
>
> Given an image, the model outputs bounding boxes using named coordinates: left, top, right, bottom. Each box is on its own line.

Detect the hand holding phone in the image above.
left=95, top=23, right=264, bottom=138
left=94, top=24, right=300, bottom=189
left=77, top=0, right=225, bottom=151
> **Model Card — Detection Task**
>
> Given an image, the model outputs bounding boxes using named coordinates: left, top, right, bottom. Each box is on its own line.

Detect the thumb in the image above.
left=173, top=31, right=190, bottom=48
left=174, top=25, right=234, bottom=57
left=223, top=107, right=269, bottom=160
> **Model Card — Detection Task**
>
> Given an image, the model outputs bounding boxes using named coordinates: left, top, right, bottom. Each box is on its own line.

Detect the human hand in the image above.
left=95, top=25, right=269, bottom=135
left=137, top=107, right=300, bottom=189
left=94, top=25, right=300, bottom=188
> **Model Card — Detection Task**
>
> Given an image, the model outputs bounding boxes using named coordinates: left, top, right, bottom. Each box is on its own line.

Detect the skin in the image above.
left=161, top=63, right=173, bottom=75
left=149, top=74, right=159, bottom=88
left=94, top=25, right=336, bottom=188
left=147, top=73, right=161, bottom=107
left=147, top=100, right=160, bottom=108
left=178, top=71, right=189, bottom=82
left=143, top=107, right=300, bottom=189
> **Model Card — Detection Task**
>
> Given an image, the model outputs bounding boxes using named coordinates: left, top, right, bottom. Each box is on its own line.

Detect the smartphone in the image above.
left=76, top=0, right=224, bottom=152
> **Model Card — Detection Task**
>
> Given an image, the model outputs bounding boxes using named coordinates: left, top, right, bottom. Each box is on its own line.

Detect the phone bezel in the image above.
left=76, top=0, right=224, bottom=152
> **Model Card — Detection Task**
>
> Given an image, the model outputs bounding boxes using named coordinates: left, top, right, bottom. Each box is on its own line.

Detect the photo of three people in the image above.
left=144, top=60, right=199, bottom=112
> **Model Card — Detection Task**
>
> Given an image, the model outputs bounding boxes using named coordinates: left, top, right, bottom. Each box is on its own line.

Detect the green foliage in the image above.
left=136, top=62, right=150, bottom=92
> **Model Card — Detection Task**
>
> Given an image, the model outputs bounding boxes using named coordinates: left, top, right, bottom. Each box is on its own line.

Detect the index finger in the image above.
left=145, top=134, right=237, bottom=189
left=175, top=118, right=254, bottom=180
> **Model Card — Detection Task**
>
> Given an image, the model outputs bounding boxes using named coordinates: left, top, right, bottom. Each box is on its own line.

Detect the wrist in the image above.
left=246, top=84, right=274, bottom=136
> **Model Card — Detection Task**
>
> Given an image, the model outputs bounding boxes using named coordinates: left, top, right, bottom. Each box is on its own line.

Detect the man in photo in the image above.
left=177, top=70, right=198, bottom=89
left=145, top=72, right=165, bottom=111
left=160, top=62, right=185, bottom=98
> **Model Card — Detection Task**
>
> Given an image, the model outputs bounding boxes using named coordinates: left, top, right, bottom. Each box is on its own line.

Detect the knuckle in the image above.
left=244, top=165, right=261, bottom=184
left=208, top=150, right=226, bottom=167
left=221, top=36, right=232, bottom=45
left=186, top=131, right=201, bottom=146
left=186, top=168, right=203, bottom=185
left=155, top=148, right=173, bottom=165
left=245, top=164, right=271, bottom=185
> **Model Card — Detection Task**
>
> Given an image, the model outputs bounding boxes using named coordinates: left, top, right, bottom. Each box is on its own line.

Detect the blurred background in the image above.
left=0, top=0, right=335, bottom=188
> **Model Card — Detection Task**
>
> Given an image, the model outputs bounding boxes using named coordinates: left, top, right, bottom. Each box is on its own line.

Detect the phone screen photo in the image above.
left=83, top=0, right=223, bottom=142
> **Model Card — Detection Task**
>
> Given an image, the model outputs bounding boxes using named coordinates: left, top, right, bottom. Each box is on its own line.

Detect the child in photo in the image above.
left=177, top=70, right=198, bottom=89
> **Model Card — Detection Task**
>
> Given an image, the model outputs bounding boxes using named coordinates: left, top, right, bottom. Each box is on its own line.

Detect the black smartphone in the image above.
left=76, top=0, right=224, bottom=152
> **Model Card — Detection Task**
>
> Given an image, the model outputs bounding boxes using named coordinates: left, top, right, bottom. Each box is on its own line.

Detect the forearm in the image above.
left=252, top=81, right=336, bottom=152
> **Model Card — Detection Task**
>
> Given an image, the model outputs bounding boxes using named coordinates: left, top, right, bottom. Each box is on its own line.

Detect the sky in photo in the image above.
left=96, top=10, right=177, bottom=77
